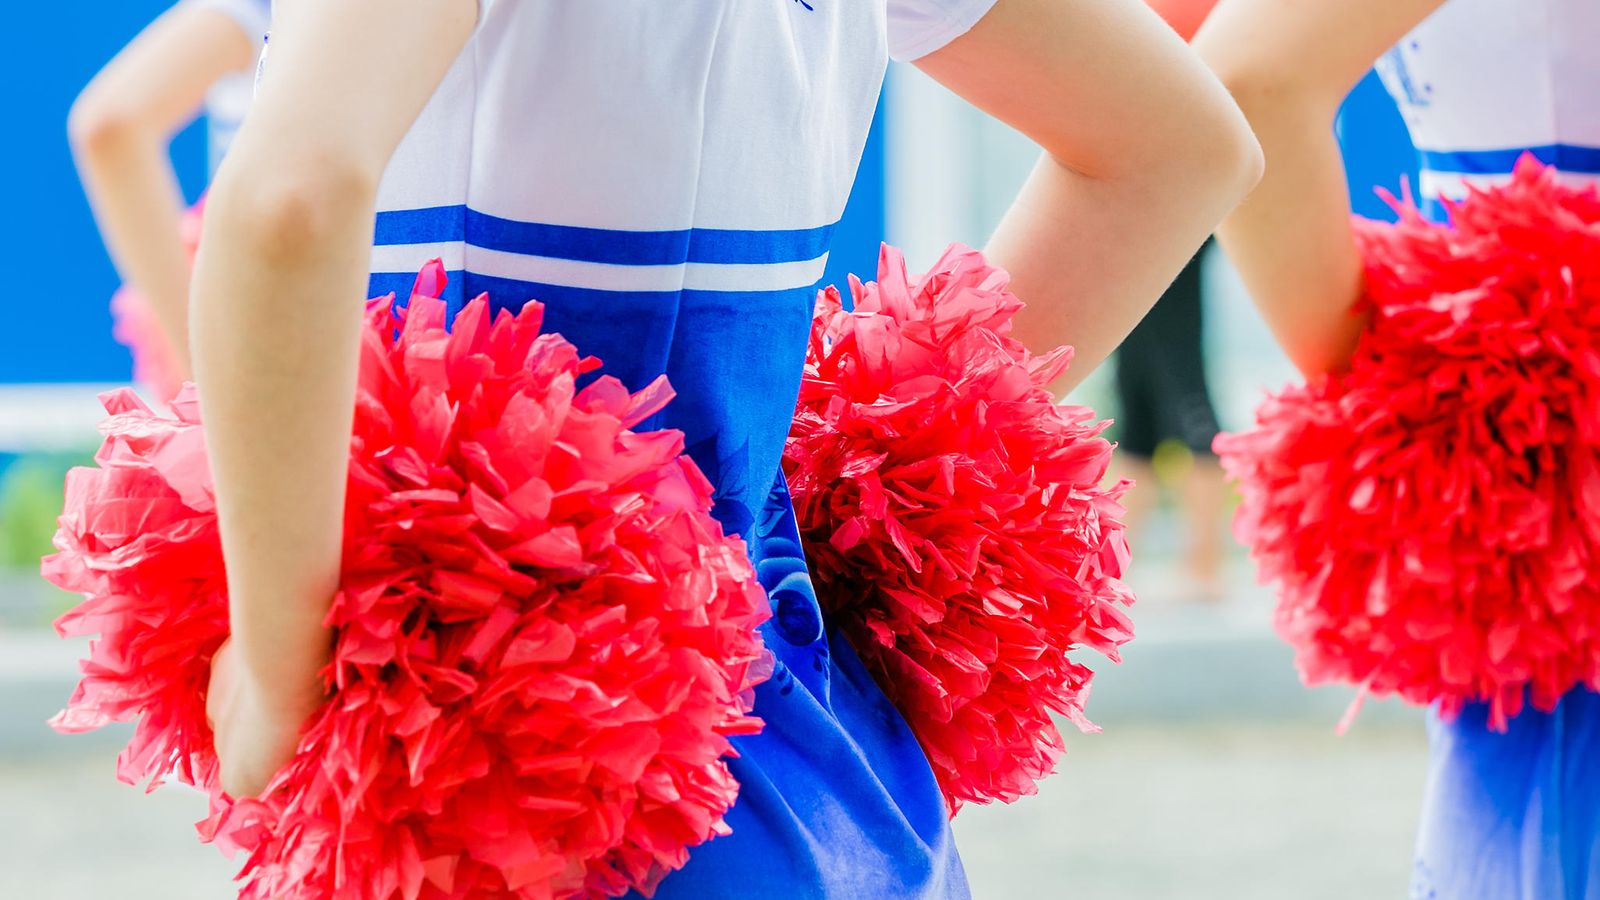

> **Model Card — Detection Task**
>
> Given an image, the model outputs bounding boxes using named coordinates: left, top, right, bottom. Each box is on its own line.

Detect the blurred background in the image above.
left=2, top=4, right=1427, bottom=898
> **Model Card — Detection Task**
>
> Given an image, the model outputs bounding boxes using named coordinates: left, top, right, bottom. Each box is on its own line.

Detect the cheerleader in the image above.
left=1195, top=1, right=1600, bottom=896
left=70, top=0, right=270, bottom=393
left=188, top=0, right=1259, bottom=895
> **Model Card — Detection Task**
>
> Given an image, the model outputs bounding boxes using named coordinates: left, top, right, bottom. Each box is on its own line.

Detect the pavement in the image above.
left=0, top=722, right=1427, bottom=900
left=0, top=547, right=1432, bottom=898
left=954, top=724, right=1426, bottom=900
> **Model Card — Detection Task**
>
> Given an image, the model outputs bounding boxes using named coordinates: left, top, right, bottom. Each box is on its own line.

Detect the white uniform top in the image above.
left=367, top=0, right=993, bottom=314
left=1377, top=0, right=1600, bottom=206
left=183, top=0, right=272, bottom=174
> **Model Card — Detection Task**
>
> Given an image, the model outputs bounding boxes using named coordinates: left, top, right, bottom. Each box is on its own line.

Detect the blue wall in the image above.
left=5, top=2, right=210, bottom=385
left=8, top=9, right=885, bottom=387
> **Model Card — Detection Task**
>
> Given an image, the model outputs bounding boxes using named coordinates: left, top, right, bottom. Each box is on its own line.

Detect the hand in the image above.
left=205, top=638, right=323, bottom=798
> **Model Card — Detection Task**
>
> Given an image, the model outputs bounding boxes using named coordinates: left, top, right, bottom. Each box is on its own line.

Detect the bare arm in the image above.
left=917, top=0, right=1264, bottom=391
left=1191, top=0, right=1446, bottom=377
left=193, top=0, right=477, bottom=797
left=69, top=4, right=260, bottom=381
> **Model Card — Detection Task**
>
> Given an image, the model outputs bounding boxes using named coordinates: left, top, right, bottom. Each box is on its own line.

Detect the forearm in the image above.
left=68, top=4, right=267, bottom=379
left=190, top=0, right=476, bottom=712
left=73, top=130, right=194, bottom=373
left=918, top=0, right=1262, bottom=395
left=1192, top=0, right=1450, bottom=378
left=987, top=149, right=1248, bottom=391
left=1211, top=90, right=1364, bottom=378
left=190, top=163, right=376, bottom=709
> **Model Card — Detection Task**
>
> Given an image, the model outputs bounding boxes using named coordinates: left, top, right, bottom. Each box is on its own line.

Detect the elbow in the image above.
left=1227, top=111, right=1267, bottom=196
left=203, top=153, right=378, bottom=274
left=1169, top=88, right=1265, bottom=208
left=1209, top=103, right=1267, bottom=200
left=1078, top=70, right=1267, bottom=207
left=68, top=90, right=152, bottom=160
left=1199, top=66, right=1274, bottom=199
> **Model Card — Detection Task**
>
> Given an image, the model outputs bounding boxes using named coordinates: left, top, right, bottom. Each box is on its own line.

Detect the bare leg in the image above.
left=1116, top=455, right=1161, bottom=546
left=1177, top=453, right=1229, bottom=601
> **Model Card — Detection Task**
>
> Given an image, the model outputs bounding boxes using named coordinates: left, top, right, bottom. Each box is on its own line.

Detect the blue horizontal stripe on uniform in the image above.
left=368, top=270, right=820, bottom=394
left=372, top=206, right=836, bottom=266
left=1421, top=143, right=1600, bottom=175
left=368, top=270, right=820, bottom=311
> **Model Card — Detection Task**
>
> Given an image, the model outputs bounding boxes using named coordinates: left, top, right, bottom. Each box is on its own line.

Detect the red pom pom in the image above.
left=1216, top=157, right=1600, bottom=730
left=783, top=244, right=1134, bottom=813
left=46, top=263, right=771, bottom=899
